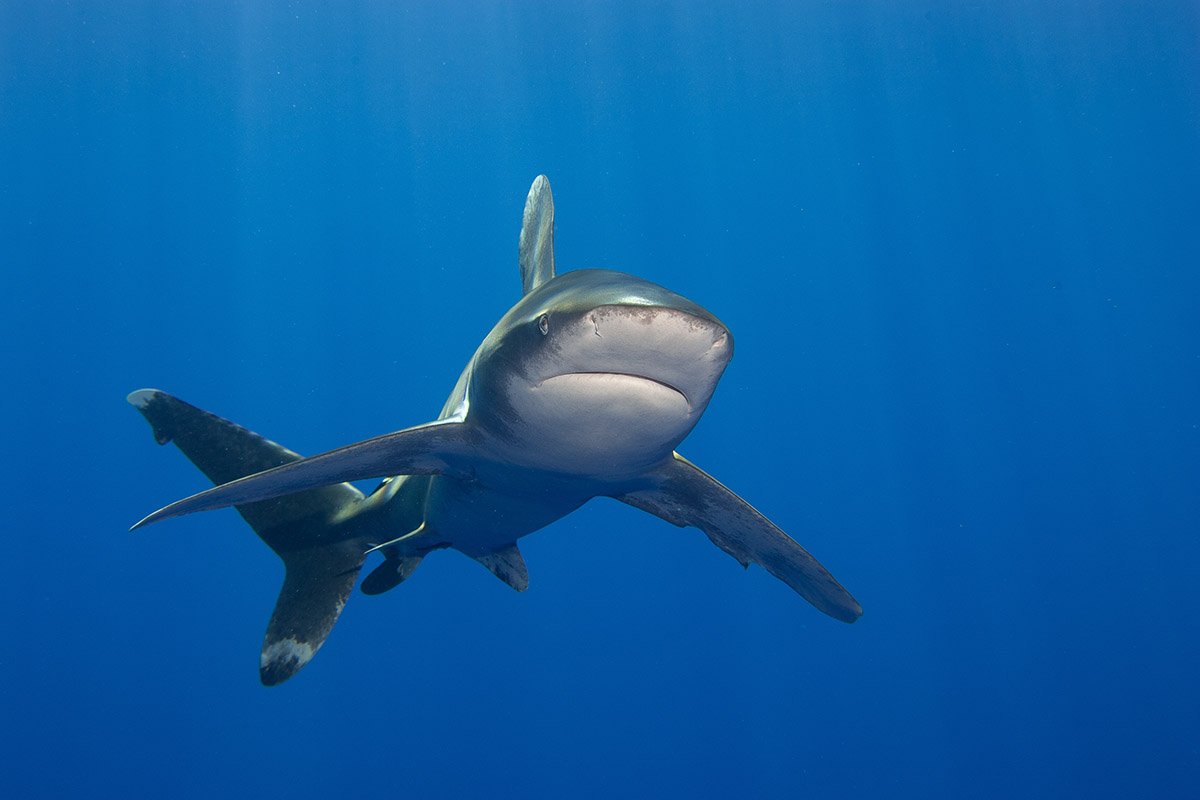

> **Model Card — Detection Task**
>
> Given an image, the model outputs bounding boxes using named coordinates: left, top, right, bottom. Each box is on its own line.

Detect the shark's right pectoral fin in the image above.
left=617, top=453, right=862, bottom=623
left=132, top=420, right=474, bottom=530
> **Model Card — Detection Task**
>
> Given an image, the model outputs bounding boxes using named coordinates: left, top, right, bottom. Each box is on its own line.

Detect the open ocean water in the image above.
left=2, top=2, right=1197, bottom=797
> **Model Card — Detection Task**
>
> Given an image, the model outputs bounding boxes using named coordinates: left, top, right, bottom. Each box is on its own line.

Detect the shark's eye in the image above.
left=537, top=314, right=550, bottom=336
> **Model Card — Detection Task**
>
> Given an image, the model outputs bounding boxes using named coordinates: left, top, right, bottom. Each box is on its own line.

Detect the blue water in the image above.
left=3, top=2, right=1197, bottom=797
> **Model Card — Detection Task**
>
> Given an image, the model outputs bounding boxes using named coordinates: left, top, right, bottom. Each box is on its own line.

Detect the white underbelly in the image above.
left=423, top=475, right=589, bottom=556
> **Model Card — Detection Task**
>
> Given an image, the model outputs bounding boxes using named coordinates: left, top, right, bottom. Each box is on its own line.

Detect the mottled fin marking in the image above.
left=474, top=543, right=530, bottom=592
left=261, top=545, right=364, bottom=686
left=128, top=389, right=372, bottom=685
left=126, top=389, right=363, bottom=537
left=518, top=174, right=555, bottom=295
left=617, top=453, right=862, bottom=623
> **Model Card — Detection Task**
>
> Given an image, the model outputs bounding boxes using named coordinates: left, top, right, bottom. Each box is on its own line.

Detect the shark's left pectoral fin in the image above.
left=617, top=453, right=862, bottom=623
left=131, top=420, right=474, bottom=530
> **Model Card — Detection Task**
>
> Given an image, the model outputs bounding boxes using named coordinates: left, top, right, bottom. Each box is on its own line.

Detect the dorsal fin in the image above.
left=473, top=543, right=529, bottom=592
left=518, top=175, right=555, bottom=295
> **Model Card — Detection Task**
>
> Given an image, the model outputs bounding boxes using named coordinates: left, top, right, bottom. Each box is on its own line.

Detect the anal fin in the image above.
left=361, top=554, right=425, bottom=596
left=473, top=544, right=529, bottom=592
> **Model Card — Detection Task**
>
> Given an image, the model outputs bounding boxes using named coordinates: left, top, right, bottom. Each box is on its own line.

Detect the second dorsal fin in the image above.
left=518, top=175, right=555, bottom=295
left=473, top=543, right=530, bottom=592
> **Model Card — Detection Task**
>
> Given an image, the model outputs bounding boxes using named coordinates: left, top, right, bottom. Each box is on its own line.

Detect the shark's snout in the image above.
left=548, top=303, right=732, bottom=411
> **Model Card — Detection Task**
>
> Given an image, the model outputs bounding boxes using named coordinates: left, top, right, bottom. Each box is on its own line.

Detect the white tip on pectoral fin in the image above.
left=127, top=388, right=160, bottom=409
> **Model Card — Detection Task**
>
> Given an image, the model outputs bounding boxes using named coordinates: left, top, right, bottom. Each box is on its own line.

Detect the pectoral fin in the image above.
left=617, top=453, right=862, bottom=623
left=131, top=420, right=473, bottom=530
left=127, top=389, right=363, bottom=536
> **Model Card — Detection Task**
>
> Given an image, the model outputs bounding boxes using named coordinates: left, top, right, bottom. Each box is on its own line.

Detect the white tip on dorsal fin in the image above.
left=473, top=543, right=530, bottom=592
left=518, top=174, right=555, bottom=295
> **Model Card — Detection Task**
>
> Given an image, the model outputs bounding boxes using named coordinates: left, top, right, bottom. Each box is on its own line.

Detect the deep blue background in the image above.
left=2, top=2, right=1197, bottom=797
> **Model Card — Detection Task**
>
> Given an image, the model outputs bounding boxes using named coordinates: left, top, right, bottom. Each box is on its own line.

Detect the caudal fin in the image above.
left=260, top=544, right=364, bottom=685
left=128, top=389, right=372, bottom=684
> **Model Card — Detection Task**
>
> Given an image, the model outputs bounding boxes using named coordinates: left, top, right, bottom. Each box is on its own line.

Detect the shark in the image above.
left=129, top=175, right=861, bottom=685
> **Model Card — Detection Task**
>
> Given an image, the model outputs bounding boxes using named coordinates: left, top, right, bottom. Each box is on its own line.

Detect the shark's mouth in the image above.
left=541, top=371, right=690, bottom=408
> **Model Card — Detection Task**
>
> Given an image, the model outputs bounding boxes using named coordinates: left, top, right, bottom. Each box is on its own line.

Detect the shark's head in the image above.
left=468, top=269, right=733, bottom=477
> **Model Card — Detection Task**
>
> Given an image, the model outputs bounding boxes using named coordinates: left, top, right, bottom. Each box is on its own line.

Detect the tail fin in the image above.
left=128, top=389, right=368, bottom=685
left=260, top=543, right=363, bottom=685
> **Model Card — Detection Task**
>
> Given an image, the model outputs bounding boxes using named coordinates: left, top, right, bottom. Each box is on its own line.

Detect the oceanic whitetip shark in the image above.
left=129, top=176, right=861, bottom=685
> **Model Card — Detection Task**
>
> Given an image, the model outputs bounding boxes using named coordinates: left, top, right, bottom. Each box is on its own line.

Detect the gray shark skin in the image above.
left=129, top=175, right=861, bottom=685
